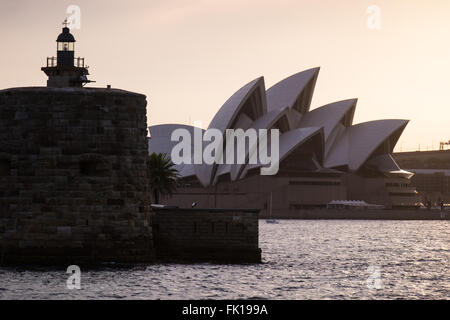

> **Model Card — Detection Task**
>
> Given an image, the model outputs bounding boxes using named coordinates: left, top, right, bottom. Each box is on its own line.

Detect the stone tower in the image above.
left=0, top=24, right=153, bottom=265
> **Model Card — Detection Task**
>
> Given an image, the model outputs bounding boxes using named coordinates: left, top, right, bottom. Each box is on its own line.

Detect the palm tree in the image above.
left=147, top=152, right=179, bottom=204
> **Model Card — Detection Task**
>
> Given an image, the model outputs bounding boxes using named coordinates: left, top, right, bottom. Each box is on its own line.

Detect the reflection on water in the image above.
left=0, top=220, right=448, bottom=299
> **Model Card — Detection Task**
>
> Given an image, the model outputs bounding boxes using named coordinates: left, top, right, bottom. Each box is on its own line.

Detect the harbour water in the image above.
left=0, top=220, right=448, bottom=300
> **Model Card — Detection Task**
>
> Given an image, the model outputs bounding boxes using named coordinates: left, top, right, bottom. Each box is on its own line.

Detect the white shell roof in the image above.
left=196, top=77, right=267, bottom=186
left=241, top=127, right=324, bottom=178
left=147, top=69, right=411, bottom=185
left=228, top=108, right=290, bottom=182
left=275, top=126, right=324, bottom=169
left=207, top=77, right=267, bottom=133
left=148, top=124, right=201, bottom=155
left=148, top=124, right=204, bottom=173
left=300, top=99, right=357, bottom=140
left=266, top=67, right=320, bottom=114
left=325, top=119, right=409, bottom=171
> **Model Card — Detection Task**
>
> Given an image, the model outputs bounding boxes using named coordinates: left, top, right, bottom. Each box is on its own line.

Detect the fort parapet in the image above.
left=151, top=206, right=261, bottom=263
left=0, top=87, right=154, bottom=265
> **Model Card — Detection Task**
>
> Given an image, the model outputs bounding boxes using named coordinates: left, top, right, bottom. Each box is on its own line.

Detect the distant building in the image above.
left=393, top=150, right=450, bottom=203
left=149, top=68, right=419, bottom=216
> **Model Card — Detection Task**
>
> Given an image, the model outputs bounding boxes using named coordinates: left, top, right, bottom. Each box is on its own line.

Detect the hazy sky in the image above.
left=1, top=0, right=449, bottom=152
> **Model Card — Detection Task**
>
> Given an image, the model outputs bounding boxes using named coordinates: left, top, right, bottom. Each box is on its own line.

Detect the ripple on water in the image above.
left=0, top=220, right=449, bottom=299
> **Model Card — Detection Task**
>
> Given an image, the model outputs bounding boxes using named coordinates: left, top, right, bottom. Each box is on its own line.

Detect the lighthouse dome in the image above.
left=57, top=27, right=75, bottom=42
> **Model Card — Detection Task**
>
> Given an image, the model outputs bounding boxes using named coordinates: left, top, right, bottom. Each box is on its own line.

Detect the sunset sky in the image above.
left=1, top=0, right=449, bottom=152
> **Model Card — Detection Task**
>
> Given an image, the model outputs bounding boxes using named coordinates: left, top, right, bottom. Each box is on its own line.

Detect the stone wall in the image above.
left=0, top=87, right=154, bottom=265
left=151, top=207, right=261, bottom=263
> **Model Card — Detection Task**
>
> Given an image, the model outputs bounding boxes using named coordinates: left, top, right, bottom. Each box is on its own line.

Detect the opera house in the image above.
left=148, top=68, right=420, bottom=216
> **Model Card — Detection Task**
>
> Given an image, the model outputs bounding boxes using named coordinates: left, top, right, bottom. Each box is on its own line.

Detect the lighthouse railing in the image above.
left=46, top=57, right=57, bottom=67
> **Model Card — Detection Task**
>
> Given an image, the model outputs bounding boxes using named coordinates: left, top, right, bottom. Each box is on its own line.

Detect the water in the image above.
left=0, top=220, right=448, bottom=299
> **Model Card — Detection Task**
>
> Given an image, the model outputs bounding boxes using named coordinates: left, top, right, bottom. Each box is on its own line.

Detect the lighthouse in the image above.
left=41, top=20, right=93, bottom=88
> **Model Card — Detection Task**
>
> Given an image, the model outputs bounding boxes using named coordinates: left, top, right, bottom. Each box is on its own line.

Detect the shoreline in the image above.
left=259, top=209, right=449, bottom=220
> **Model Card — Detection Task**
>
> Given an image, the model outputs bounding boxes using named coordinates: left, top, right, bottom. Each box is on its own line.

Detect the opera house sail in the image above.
left=148, top=68, right=419, bottom=216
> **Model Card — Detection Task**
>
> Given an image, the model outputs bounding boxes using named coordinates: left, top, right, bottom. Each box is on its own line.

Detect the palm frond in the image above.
left=147, top=152, right=179, bottom=204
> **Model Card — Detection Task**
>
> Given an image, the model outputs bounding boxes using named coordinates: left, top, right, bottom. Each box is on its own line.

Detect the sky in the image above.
left=1, top=0, right=449, bottom=152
